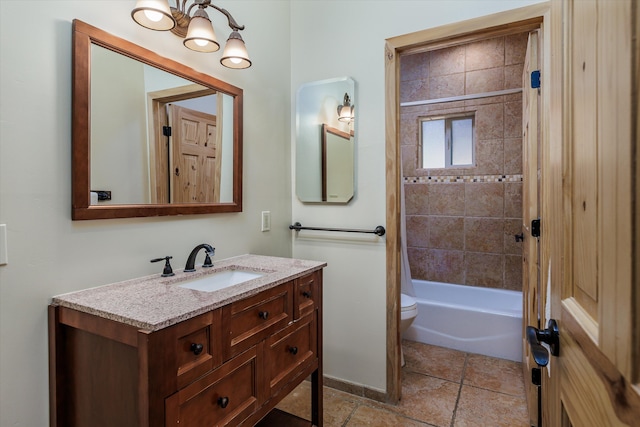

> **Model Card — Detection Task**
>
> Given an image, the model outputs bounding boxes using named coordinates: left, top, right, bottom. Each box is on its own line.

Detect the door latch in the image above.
left=531, top=218, right=541, bottom=238
left=526, top=319, right=559, bottom=367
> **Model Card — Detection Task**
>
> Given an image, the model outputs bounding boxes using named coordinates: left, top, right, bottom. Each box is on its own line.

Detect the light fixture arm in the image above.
left=178, top=0, right=245, bottom=32
left=208, top=4, right=245, bottom=31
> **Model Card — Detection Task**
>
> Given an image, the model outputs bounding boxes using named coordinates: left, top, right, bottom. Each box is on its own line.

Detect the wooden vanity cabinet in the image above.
left=49, top=270, right=323, bottom=427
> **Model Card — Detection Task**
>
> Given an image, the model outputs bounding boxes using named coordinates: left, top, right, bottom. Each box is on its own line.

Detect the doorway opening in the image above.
left=384, top=3, right=549, bottom=409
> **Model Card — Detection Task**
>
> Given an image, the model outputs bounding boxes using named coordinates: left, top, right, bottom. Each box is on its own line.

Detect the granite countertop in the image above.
left=52, top=254, right=326, bottom=331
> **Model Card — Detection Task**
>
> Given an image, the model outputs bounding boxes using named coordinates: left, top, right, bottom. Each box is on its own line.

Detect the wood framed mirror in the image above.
left=72, top=19, right=243, bottom=220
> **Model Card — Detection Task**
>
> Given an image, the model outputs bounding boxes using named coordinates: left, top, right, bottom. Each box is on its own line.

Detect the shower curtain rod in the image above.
left=400, top=88, right=522, bottom=107
left=289, top=222, right=386, bottom=236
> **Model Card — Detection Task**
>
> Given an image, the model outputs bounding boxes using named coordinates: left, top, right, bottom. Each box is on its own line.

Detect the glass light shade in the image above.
left=337, top=105, right=355, bottom=123
left=183, top=9, right=220, bottom=52
left=131, top=0, right=175, bottom=31
left=220, top=32, right=252, bottom=69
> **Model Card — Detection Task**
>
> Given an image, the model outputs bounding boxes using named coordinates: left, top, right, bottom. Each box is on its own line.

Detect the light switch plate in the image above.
left=261, top=211, right=271, bottom=232
left=0, top=224, right=7, bottom=265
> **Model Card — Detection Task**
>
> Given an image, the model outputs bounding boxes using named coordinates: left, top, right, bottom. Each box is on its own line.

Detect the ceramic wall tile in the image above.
left=465, top=67, right=504, bottom=94
left=465, top=182, right=504, bottom=217
left=401, top=51, right=430, bottom=82
left=504, top=182, right=523, bottom=218
left=475, top=103, right=504, bottom=140
left=474, top=139, right=504, bottom=175
left=465, top=252, right=504, bottom=288
left=430, top=73, right=465, bottom=99
left=504, top=218, right=524, bottom=255
left=465, top=217, right=504, bottom=253
left=504, top=255, right=523, bottom=290
left=427, top=249, right=465, bottom=284
left=505, top=32, right=529, bottom=66
left=430, top=45, right=466, bottom=77
left=465, top=37, right=505, bottom=71
left=429, top=183, right=465, bottom=215
left=406, top=215, right=430, bottom=248
left=504, top=100, right=523, bottom=138
left=504, top=64, right=524, bottom=89
left=503, top=138, right=523, bottom=175
left=429, top=216, right=465, bottom=250
left=401, top=79, right=430, bottom=104
left=404, top=183, right=429, bottom=215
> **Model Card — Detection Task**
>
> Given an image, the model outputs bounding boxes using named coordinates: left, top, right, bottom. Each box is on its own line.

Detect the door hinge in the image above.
left=163, top=126, right=172, bottom=137
left=531, top=70, right=541, bottom=89
left=531, top=218, right=541, bottom=238
left=531, top=367, right=542, bottom=386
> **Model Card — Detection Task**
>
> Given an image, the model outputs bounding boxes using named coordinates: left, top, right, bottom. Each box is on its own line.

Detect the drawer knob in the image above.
left=217, top=396, right=229, bottom=408
left=190, top=343, right=204, bottom=355
left=302, top=291, right=312, bottom=298
left=289, top=346, right=298, bottom=355
left=258, top=311, right=269, bottom=320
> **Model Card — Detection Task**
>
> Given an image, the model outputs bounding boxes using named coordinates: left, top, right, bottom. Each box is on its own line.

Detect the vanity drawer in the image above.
left=171, top=309, right=223, bottom=389
left=165, top=346, right=260, bottom=427
left=264, top=312, right=317, bottom=396
left=293, top=271, right=320, bottom=319
left=223, top=282, right=293, bottom=360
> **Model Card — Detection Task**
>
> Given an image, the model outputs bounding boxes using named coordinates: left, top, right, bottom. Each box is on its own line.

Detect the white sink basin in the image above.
left=177, top=268, right=265, bottom=292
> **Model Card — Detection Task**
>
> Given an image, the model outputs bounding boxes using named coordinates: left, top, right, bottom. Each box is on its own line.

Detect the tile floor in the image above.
left=276, top=340, right=529, bottom=427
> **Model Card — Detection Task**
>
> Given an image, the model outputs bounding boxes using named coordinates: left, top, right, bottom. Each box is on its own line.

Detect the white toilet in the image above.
left=400, top=293, right=418, bottom=366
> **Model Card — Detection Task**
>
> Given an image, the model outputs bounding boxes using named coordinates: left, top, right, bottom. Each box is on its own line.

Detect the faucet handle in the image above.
left=203, top=253, right=214, bottom=268
left=150, top=256, right=175, bottom=277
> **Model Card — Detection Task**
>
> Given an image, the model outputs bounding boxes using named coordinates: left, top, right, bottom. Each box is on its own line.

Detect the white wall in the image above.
left=290, top=0, right=545, bottom=393
left=0, top=1, right=291, bottom=426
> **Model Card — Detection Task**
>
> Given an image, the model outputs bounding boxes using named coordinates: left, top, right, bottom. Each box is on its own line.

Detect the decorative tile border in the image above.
left=404, top=174, right=523, bottom=183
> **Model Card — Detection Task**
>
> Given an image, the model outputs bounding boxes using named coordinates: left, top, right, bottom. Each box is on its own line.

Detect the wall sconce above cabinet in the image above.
left=131, top=0, right=251, bottom=69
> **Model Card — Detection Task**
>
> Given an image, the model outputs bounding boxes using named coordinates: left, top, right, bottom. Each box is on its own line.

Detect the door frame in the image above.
left=384, top=2, right=551, bottom=404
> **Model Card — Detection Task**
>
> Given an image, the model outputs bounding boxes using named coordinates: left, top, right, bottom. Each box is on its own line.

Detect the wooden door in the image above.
left=522, top=30, right=541, bottom=427
left=168, top=104, right=221, bottom=203
left=542, top=0, right=640, bottom=425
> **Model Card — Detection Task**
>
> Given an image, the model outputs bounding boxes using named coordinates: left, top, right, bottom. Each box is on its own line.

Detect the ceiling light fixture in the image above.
left=131, top=0, right=251, bottom=69
left=337, top=93, right=355, bottom=123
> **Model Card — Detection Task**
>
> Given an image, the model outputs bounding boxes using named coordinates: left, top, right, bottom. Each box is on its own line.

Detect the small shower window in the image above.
left=420, top=114, right=475, bottom=169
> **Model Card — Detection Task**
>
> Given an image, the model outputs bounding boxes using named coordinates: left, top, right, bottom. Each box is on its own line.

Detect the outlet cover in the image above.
left=261, top=211, right=271, bottom=232
left=0, top=224, right=7, bottom=265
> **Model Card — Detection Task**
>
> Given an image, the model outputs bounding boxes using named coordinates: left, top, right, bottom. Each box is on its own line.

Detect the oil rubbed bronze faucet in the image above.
left=184, top=243, right=215, bottom=272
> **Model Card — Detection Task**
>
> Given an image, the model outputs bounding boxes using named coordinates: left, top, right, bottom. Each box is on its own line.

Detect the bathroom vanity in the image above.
left=48, top=255, right=325, bottom=427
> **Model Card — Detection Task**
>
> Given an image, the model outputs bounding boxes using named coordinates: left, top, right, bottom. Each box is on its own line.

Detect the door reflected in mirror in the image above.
left=322, top=124, right=354, bottom=202
left=296, top=77, right=355, bottom=203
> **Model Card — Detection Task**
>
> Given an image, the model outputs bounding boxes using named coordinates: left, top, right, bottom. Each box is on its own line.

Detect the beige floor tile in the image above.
left=454, top=385, right=529, bottom=427
left=403, top=340, right=467, bottom=383
left=370, top=371, right=459, bottom=427
left=275, top=382, right=362, bottom=427
left=275, top=380, right=312, bottom=420
left=463, top=353, right=525, bottom=397
left=345, top=405, right=432, bottom=426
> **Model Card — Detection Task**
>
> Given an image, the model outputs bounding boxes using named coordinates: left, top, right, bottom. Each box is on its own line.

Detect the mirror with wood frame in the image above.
left=72, top=19, right=243, bottom=220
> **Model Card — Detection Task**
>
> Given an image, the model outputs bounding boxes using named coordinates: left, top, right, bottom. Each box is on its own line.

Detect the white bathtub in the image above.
left=403, top=280, right=523, bottom=362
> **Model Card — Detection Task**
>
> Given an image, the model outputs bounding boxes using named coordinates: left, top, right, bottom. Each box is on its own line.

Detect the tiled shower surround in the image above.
left=401, top=32, right=529, bottom=291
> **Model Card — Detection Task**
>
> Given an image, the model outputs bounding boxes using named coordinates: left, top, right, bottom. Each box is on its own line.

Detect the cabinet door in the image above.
left=173, top=309, right=223, bottom=389
left=264, top=312, right=317, bottom=396
left=165, top=346, right=260, bottom=427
